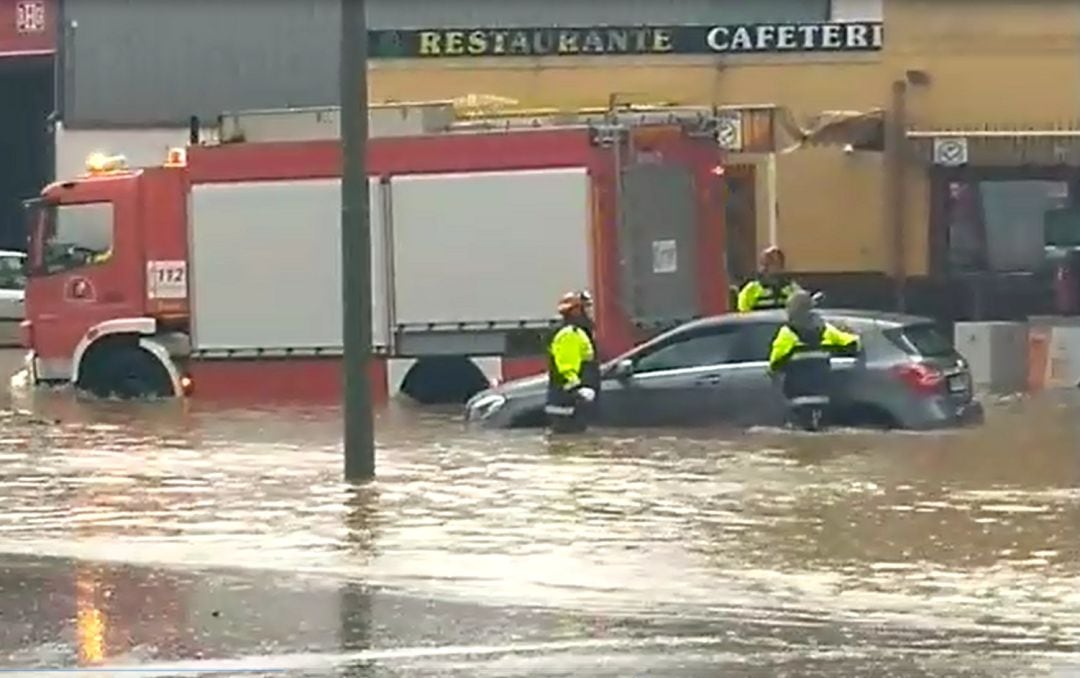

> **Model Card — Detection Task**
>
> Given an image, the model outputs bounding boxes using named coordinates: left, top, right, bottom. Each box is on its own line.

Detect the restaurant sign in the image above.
left=369, top=21, right=883, bottom=58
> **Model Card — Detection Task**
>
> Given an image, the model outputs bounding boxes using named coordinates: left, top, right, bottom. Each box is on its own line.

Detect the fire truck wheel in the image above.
left=81, top=345, right=173, bottom=400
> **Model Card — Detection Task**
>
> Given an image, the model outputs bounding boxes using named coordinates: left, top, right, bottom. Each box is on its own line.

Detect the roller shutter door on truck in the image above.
left=187, top=177, right=390, bottom=353
left=388, top=167, right=591, bottom=330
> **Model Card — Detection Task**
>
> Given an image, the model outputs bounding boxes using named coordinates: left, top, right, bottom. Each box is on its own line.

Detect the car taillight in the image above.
left=893, top=363, right=944, bottom=393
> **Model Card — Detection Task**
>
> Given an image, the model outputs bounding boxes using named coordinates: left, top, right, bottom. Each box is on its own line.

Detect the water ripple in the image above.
left=0, top=392, right=1075, bottom=654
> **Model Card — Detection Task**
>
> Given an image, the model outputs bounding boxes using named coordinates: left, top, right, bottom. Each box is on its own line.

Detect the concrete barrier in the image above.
left=1027, top=316, right=1080, bottom=390
left=954, top=322, right=1029, bottom=394
left=955, top=317, right=1080, bottom=393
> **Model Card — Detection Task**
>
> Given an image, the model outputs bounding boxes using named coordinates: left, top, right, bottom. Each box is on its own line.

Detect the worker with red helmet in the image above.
left=545, top=291, right=598, bottom=433
left=737, top=246, right=803, bottom=312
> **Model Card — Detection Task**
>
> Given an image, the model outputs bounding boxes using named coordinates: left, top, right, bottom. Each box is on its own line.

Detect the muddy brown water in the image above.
left=0, top=349, right=1076, bottom=674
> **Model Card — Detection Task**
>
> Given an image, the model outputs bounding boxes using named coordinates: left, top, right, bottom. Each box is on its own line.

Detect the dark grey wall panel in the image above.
left=61, top=0, right=829, bottom=126
left=62, top=0, right=341, bottom=125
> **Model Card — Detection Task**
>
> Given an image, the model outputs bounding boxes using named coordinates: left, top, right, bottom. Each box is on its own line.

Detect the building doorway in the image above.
left=929, top=166, right=1080, bottom=320
left=0, top=55, right=54, bottom=251
left=724, top=164, right=757, bottom=292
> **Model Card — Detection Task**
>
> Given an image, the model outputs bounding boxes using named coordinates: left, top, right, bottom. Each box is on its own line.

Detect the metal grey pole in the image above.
left=341, top=0, right=374, bottom=480
left=886, top=79, right=908, bottom=313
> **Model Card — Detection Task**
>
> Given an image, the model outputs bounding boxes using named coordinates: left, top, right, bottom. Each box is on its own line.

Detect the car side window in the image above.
left=731, top=322, right=785, bottom=363
left=634, top=328, right=740, bottom=373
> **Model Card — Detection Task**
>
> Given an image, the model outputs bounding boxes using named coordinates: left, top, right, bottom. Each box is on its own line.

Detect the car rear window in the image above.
left=885, top=323, right=955, bottom=357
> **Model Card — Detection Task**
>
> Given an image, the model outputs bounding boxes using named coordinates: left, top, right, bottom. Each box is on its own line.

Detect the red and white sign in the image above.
left=15, top=0, right=45, bottom=34
left=0, top=0, right=54, bottom=55
left=147, top=260, right=188, bottom=300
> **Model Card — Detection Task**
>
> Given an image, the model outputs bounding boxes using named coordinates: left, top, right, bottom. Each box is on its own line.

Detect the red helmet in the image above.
left=557, top=291, right=590, bottom=315
left=759, top=246, right=786, bottom=268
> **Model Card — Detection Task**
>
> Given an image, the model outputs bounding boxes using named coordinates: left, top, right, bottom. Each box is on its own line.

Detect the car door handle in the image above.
left=694, top=374, right=722, bottom=386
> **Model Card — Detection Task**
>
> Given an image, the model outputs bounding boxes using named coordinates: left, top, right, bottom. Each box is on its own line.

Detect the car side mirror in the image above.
left=610, top=359, right=634, bottom=381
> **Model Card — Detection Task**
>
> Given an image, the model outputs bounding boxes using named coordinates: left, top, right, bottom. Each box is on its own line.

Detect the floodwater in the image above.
left=0, top=366, right=1077, bottom=675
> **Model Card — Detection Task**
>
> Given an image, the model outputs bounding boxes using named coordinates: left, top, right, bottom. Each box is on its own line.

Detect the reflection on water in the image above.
left=0, top=389, right=1077, bottom=667
left=75, top=568, right=106, bottom=665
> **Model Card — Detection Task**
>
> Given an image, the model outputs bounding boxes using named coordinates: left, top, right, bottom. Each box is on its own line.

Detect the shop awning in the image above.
left=771, top=112, right=1080, bottom=164
left=906, top=126, right=1080, bottom=167
left=775, top=108, right=885, bottom=153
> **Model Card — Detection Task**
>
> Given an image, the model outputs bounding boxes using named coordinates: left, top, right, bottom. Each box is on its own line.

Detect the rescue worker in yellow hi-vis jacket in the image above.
left=545, top=291, right=597, bottom=434
left=768, top=291, right=860, bottom=430
left=737, top=246, right=802, bottom=312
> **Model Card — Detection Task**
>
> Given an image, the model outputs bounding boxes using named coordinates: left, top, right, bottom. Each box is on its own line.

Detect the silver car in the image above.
left=465, top=309, right=984, bottom=430
left=0, top=250, right=25, bottom=321
left=0, top=248, right=25, bottom=349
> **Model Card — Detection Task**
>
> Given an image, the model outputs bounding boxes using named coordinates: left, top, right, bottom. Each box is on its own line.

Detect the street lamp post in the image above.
left=340, top=0, right=374, bottom=480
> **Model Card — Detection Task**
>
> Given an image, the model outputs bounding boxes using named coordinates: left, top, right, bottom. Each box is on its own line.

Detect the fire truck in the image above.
left=19, top=101, right=733, bottom=404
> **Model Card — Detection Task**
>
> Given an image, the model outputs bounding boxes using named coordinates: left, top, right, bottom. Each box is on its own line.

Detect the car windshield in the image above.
left=0, top=255, right=25, bottom=290
left=885, top=322, right=955, bottom=357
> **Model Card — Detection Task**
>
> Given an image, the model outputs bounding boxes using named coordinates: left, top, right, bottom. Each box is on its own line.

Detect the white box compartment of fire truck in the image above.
left=386, top=168, right=590, bottom=329
left=187, top=169, right=591, bottom=360
left=188, top=177, right=394, bottom=352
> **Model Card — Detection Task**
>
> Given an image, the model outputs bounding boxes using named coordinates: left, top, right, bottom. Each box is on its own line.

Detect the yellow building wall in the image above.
left=888, top=0, right=1080, bottom=125
left=884, top=0, right=1080, bottom=277
left=367, top=0, right=1080, bottom=277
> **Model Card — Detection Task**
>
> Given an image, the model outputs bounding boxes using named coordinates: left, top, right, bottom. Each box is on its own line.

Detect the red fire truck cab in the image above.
left=21, top=103, right=731, bottom=404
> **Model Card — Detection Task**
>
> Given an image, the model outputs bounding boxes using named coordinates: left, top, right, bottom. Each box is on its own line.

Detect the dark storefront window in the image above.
left=944, top=179, right=1079, bottom=274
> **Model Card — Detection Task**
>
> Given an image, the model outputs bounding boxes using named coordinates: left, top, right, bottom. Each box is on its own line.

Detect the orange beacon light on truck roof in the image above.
left=164, top=147, right=187, bottom=167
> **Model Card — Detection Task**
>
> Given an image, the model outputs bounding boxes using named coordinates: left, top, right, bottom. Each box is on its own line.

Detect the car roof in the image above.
left=667, top=308, right=933, bottom=334
left=823, top=308, right=935, bottom=326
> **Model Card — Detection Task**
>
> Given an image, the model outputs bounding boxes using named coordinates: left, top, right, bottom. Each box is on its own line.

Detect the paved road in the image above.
left=0, top=555, right=1074, bottom=677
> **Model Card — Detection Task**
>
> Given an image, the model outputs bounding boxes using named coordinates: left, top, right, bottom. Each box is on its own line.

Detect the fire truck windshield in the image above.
left=26, top=200, right=114, bottom=276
